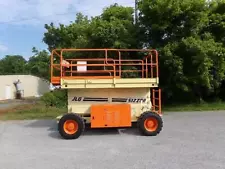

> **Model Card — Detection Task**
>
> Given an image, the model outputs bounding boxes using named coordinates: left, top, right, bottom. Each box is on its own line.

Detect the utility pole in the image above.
left=135, top=0, right=138, bottom=24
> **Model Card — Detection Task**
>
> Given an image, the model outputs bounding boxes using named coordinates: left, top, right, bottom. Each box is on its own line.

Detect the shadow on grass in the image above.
left=25, top=120, right=141, bottom=139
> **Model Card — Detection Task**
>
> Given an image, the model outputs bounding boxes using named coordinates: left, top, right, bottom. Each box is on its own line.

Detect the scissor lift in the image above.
left=50, top=48, right=163, bottom=139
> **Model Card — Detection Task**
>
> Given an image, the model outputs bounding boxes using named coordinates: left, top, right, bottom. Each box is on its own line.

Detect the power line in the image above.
left=0, top=1, right=135, bottom=25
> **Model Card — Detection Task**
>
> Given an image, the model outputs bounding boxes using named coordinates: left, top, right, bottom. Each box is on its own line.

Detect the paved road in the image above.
left=0, top=111, right=225, bottom=169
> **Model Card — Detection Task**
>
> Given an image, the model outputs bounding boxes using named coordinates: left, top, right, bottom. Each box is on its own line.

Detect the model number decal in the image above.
left=128, top=98, right=146, bottom=103
left=111, top=98, right=146, bottom=103
left=71, top=97, right=147, bottom=103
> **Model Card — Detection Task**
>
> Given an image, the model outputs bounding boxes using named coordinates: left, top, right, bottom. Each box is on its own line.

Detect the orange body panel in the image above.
left=90, top=104, right=131, bottom=128
left=51, top=76, right=61, bottom=84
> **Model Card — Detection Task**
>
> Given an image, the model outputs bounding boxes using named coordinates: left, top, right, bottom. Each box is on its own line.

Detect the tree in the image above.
left=0, top=55, right=27, bottom=75
left=138, top=0, right=209, bottom=47
left=26, top=47, right=50, bottom=80
left=43, top=4, right=138, bottom=51
left=138, top=0, right=225, bottom=103
left=43, top=13, right=92, bottom=51
left=89, top=3, right=137, bottom=49
left=207, top=0, right=225, bottom=45
left=161, top=35, right=225, bottom=102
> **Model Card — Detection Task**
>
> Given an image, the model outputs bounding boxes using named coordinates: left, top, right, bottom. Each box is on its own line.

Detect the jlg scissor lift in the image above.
left=50, top=48, right=163, bottom=139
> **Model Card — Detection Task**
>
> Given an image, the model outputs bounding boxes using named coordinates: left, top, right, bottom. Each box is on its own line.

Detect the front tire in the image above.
left=137, top=111, right=163, bottom=136
left=58, top=113, right=85, bottom=139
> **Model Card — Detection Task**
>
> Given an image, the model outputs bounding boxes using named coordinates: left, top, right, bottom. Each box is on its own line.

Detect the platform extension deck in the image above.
left=59, top=78, right=158, bottom=89
left=50, top=49, right=159, bottom=89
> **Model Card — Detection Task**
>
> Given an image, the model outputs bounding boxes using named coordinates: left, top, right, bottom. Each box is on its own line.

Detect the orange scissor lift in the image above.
left=50, top=48, right=163, bottom=139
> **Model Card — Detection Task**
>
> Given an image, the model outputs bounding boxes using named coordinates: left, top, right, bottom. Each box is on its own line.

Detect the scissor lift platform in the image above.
left=50, top=48, right=163, bottom=139
left=59, top=78, right=159, bottom=89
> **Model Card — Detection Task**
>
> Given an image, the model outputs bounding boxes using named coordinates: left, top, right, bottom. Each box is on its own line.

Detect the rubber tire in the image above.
left=137, top=111, right=163, bottom=136
left=58, top=113, right=85, bottom=139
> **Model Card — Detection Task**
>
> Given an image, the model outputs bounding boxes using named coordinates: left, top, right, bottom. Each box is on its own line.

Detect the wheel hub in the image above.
left=63, top=120, right=78, bottom=134
left=144, top=117, right=158, bottom=132
left=67, top=123, right=75, bottom=131
left=146, top=120, right=154, bottom=128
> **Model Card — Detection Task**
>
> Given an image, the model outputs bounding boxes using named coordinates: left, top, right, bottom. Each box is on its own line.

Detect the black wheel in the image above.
left=58, top=113, right=85, bottom=139
left=137, top=111, right=163, bottom=136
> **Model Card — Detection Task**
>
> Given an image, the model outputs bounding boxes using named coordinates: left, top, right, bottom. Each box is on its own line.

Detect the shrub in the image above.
left=40, top=89, right=67, bottom=108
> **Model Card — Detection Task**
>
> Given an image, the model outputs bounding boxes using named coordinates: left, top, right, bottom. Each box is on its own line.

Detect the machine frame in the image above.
left=50, top=48, right=163, bottom=139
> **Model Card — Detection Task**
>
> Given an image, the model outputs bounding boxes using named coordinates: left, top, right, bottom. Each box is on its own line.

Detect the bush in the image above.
left=40, top=89, right=67, bottom=108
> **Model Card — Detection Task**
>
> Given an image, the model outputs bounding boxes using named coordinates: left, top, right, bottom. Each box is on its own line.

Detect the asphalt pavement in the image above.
left=0, top=111, right=225, bottom=169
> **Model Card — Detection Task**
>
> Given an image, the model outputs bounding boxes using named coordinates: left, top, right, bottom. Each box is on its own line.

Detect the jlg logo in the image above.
left=72, top=97, right=82, bottom=101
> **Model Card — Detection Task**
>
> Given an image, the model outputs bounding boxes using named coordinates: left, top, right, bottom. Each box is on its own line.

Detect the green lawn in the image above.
left=1, top=101, right=225, bottom=120
left=0, top=102, right=66, bottom=121
left=163, top=102, right=225, bottom=112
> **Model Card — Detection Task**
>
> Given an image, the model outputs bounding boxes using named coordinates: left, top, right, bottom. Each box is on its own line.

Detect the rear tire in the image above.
left=137, top=111, right=163, bottom=136
left=58, top=113, right=85, bottom=139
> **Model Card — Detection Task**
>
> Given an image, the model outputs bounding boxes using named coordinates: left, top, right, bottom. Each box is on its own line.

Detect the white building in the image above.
left=0, top=75, right=50, bottom=100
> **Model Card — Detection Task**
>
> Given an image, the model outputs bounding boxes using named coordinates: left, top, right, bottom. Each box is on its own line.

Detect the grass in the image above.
left=0, top=101, right=66, bottom=121
left=163, top=102, right=225, bottom=112
left=1, top=100, right=225, bottom=120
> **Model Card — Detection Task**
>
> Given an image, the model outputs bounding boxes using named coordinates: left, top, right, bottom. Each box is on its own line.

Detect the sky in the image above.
left=0, top=0, right=135, bottom=59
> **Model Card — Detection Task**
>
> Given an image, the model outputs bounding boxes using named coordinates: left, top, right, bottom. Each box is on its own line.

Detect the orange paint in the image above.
left=63, top=120, right=78, bottom=135
left=51, top=76, right=61, bottom=84
left=144, top=117, right=158, bottom=132
left=50, top=48, right=159, bottom=84
left=63, top=76, right=120, bottom=79
left=90, top=104, right=131, bottom=128
left=151, top=89, right=162, bottom=115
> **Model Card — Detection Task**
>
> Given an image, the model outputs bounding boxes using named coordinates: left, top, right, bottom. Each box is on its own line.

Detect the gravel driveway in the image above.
left=0, top=111, right=225, bottom=169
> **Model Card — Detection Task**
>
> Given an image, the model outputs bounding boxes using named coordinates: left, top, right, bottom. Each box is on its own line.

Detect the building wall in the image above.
left=0, top=75, right=50, bottom=100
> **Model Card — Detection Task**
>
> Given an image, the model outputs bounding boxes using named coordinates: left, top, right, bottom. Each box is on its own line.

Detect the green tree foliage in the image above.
left=90, top=4, right=137, bottom=49
left=43, top=3, right=138, bottom=50
left=161, top=35, right=225, bottom=102
left=43, top=13, right=91, bottom=51
left=0, top=55, right=27, bottom=75
left=0, top=48, right=50, bottom=80
left=26, top=47, right=50, bottom=80
left=40, top=90, right=67, bottom=108
left=138, top=0, right=225, bottom=103
left=207, top=0, right=225, bottom=45
left=138, top=0, right=209, bottom=47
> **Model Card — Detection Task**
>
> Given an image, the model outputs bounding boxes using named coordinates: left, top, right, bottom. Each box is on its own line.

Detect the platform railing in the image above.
left=50, top=49, right=159, bottom=84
